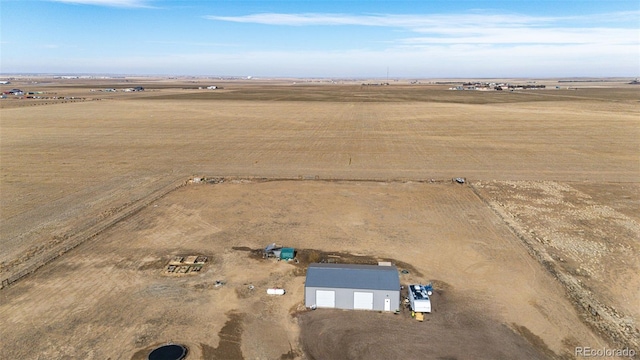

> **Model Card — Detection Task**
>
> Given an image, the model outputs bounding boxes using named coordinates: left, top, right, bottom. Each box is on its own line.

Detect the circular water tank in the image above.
left=148, top=344, right=187, bottom=360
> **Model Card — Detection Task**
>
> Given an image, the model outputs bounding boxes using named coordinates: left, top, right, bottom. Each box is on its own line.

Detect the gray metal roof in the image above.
left=305, top=263, right=400, bottom=291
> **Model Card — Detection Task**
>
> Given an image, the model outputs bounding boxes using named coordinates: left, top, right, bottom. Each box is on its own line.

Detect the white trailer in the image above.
left=408, top=284, right=432, bottom=313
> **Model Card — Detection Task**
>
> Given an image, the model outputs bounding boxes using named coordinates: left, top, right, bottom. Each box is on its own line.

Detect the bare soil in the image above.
left=472, top=181, right=640, bottom=350
left=0, top=180, right=614, bottom=359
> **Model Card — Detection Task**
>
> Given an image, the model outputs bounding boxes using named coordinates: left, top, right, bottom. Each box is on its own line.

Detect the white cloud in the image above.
left=204, top=11, right=640, bottom=28
left=204, top=11, right=640, bottom=63
left=49, top=0, right=152, bottom=8
left=397, top=27, right=638, bottom=46
left=146, top=40, right=239, bottom=47
left=204, top=13, right=550, bottom=27
left=4, top=9, right=637, bottom=77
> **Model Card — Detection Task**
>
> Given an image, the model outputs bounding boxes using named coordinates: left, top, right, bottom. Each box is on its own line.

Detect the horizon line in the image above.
left=1, top=73, right=638, bottom=80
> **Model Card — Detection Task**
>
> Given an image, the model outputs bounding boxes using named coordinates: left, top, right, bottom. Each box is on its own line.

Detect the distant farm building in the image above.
left=6, top=89, right=23, bottom=95
left=122, top=87, right=144, bottom=92
left=304, top=263, right=400, bottom=311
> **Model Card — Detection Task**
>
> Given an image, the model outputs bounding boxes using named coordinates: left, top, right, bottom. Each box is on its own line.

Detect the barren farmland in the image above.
left=1, top=79, right=638, bottom=359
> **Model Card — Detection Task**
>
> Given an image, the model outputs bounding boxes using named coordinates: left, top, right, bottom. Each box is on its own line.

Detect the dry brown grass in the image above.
left=0, top=79, right=638, bottom=359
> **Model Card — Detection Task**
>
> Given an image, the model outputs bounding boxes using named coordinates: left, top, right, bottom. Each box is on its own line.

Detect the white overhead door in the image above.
left=316, top=290, right=336, bottom=308
left=353, top=292, right=374, bottom=310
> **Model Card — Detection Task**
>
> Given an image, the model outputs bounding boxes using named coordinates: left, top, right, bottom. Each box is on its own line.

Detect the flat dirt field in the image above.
left=1, top=78, right=639, bottom=359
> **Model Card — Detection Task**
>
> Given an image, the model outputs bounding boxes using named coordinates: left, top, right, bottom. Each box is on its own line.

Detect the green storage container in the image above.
left=280, top=247, right=295, bottom=260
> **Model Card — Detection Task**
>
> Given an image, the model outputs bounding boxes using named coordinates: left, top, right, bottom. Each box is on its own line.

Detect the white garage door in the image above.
left=316, top=290, right=336, bottom=308
left=353, top=292, right=374, bottom=310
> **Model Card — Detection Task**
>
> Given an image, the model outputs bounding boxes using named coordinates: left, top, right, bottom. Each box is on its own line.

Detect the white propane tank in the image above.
left=267, top=288, right=285, bottom=295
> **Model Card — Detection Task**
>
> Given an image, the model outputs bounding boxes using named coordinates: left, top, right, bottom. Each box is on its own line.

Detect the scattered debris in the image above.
left=264, top=243, right=277, bottom=257
left=187, top=176, right=226, bottom=184
left=454, top=177, right=466, bottom=184
left=424, top=282, right=434, bottom=296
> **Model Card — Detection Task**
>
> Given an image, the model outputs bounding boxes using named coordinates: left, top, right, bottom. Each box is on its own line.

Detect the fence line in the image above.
left=1, top=178, right=187, bottom=289
left=1, top=175, right=458, bottom=289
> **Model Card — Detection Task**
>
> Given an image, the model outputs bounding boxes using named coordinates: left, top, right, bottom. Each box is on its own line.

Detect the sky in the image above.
left=1, top=0, right=638, bottom=78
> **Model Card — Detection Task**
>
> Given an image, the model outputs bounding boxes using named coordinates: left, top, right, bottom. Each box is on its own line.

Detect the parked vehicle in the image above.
left=408, top=284, right=432, bottom=313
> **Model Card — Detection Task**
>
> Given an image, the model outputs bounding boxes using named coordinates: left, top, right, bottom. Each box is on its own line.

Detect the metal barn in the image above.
left=304, top=263, right=400, bottom=311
